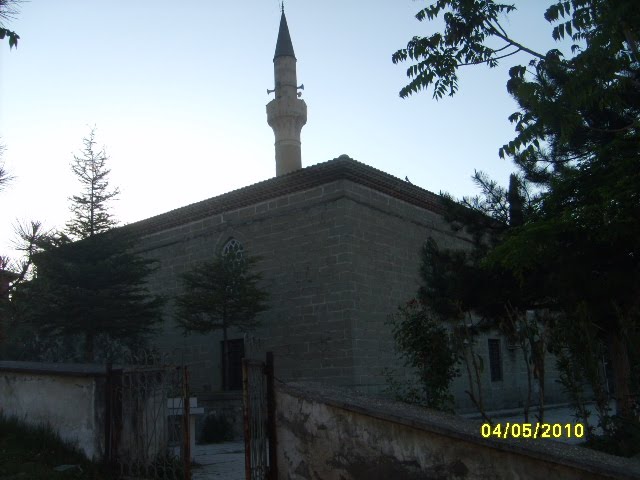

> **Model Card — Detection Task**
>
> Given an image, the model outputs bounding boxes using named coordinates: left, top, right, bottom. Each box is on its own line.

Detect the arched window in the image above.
left=222, top=238, right=244, bottom=258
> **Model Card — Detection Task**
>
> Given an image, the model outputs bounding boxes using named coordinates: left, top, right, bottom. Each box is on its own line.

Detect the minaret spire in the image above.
left=267, top=8, right=307, bottom=176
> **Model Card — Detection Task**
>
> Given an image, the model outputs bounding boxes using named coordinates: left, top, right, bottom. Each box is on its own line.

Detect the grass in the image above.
left=0, top=412, right=116, bottom=479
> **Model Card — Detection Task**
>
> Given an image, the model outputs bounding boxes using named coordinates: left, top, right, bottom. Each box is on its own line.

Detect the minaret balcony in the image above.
left=266, top=98, right=307, bottom=133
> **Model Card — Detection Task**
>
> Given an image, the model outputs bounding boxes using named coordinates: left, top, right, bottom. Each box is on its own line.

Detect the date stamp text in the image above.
left=481, top=423, right=585, bottom=439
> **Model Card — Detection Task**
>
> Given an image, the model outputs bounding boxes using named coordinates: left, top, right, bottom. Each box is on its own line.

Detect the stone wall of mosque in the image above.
left=135, top=177, right=566, bottom=413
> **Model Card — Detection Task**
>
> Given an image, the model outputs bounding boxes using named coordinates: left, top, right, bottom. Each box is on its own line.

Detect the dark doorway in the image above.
left=222, top=338, right=245, bottom=391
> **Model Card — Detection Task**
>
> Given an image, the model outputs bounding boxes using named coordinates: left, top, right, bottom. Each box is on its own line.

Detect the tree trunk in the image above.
left=609, top=329, right=632, bottom=419
left=222, top=323, right=228, bottom=391
left=536, top=343, right=545, bottom=424
left=522, top=340, right=531, bottom=423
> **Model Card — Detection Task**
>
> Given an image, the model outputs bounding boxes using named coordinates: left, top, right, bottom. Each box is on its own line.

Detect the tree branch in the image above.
left=485, top=21, right=547, bottom=60
left=458, top=48, right=522, bottom=67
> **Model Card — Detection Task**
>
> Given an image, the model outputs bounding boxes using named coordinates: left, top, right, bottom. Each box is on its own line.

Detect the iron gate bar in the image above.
left=242, top=352, right=277, bottom=480
left=243, top=358, right=267, bottom=480
left=243, top=358, right=252, bottom=480
left=106, top=350, right=191, bottom=480
left=265, top=352, right=277, bottom=480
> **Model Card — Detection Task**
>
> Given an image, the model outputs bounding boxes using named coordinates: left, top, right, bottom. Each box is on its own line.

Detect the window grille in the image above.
left=222, top=238, right=244, bottom=258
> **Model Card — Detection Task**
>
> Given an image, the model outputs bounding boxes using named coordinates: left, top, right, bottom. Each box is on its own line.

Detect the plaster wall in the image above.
left=0, top=370, right=104, bottom=460
left=275, top=383, right=640, bottom=480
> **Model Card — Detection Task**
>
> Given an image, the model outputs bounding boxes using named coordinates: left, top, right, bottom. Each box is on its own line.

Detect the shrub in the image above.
left=199, top=413, right=234, bottom=444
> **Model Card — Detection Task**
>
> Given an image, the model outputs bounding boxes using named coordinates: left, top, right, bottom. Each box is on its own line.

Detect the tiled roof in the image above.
left=126, top=155, right=445, bottom=236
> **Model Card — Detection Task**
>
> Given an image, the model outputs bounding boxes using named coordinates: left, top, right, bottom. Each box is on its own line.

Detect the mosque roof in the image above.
left=126, top=156, right=445, bottom=237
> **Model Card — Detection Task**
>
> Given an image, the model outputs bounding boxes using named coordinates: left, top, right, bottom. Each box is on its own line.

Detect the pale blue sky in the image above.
left=0, top=1, right=561, bottom=258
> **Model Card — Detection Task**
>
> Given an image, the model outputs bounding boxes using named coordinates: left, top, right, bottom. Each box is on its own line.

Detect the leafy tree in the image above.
left=0, top=0, right=21, bottom=49
left=394, top=0, right=639, bottom=443
left=387, top=299, right=459, bottom=411
left=13, top=129, right=163, bottom=362
left=175, top=245, right=269, bottom=390
left=389, top=173, right=547, bottom=421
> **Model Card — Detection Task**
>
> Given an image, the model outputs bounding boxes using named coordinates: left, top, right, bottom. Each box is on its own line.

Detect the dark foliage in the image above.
left=13, top=230, right=164, bottom=362
left=395, top=0, right=640, bottom=453
left=388, top=300, right=459, bottom=411
left=175, top=246, right=268, bottom=389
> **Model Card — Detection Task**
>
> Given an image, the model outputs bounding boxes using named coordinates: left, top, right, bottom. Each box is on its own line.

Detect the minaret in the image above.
left=267, top=7, right=307, bottom=177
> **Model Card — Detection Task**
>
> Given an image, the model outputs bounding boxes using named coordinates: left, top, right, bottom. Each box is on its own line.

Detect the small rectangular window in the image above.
left=488, top=339, right=503, bottom=382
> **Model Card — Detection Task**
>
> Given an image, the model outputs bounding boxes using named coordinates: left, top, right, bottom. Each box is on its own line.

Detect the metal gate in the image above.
left=242, top=352, right=277, bottom=480
left=105, top=350, right=191, bottom=479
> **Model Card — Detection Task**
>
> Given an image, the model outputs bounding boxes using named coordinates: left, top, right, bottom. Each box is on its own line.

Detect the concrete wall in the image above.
left=275, top=382, right=640, bottom=480
left=0, top=362, right=106, bottom=460
left=0, top=362, right=177, bottom=464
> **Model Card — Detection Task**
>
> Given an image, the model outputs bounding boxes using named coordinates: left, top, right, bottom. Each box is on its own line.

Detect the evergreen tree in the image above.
left=15, top=128, right=163, bottom=362
left=175, top=245, right=269, bottom=390
left=0, top=140, right=14, bottom=193
left=0, top=0, right=20, bottom=49
left=394, top=0, right=639, bottom=448
left=20, top=230, right=163, bottom=362
left=66, top=128, right=119, bottom=239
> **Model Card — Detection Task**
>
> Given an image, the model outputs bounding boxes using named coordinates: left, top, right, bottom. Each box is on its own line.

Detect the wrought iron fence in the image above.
left=106, top=349, right=191, bottom=480
left=243, top=352, right=277, bottom=480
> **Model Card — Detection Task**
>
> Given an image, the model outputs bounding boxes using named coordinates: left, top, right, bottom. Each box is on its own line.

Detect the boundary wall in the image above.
left=276, top=382, right=640, bottom=480
left=0, top=361, right=107, bottom=460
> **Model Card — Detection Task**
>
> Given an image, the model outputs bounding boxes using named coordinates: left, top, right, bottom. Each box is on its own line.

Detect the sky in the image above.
left=0, top=1, right=563, bottom=260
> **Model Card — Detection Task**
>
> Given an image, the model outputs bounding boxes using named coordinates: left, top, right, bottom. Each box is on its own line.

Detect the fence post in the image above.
left=266, top=352, right=277, bottom=480
left=182, top=366, right=191, bottom=480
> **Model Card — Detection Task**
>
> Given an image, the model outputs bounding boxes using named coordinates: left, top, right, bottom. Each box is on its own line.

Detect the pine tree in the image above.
left=16, top=128, right=163, bottom=362
left=0, top=0, right=21, bottom=49
left=66, top=128, right=119, bottom=239
left=0, top=140, right=13, bottom=193
left=175, top=245, right=269, bottom=390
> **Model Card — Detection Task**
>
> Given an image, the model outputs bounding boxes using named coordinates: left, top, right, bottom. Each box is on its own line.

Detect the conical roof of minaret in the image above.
left=274, top=11, right=296, bottom=60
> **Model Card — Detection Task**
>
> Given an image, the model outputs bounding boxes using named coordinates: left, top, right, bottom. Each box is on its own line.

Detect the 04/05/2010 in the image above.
left=481, top=423, right=585, bottom=439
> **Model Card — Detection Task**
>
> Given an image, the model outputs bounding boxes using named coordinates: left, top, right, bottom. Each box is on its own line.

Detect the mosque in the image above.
left=128, top=9, right=566, bottom=413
